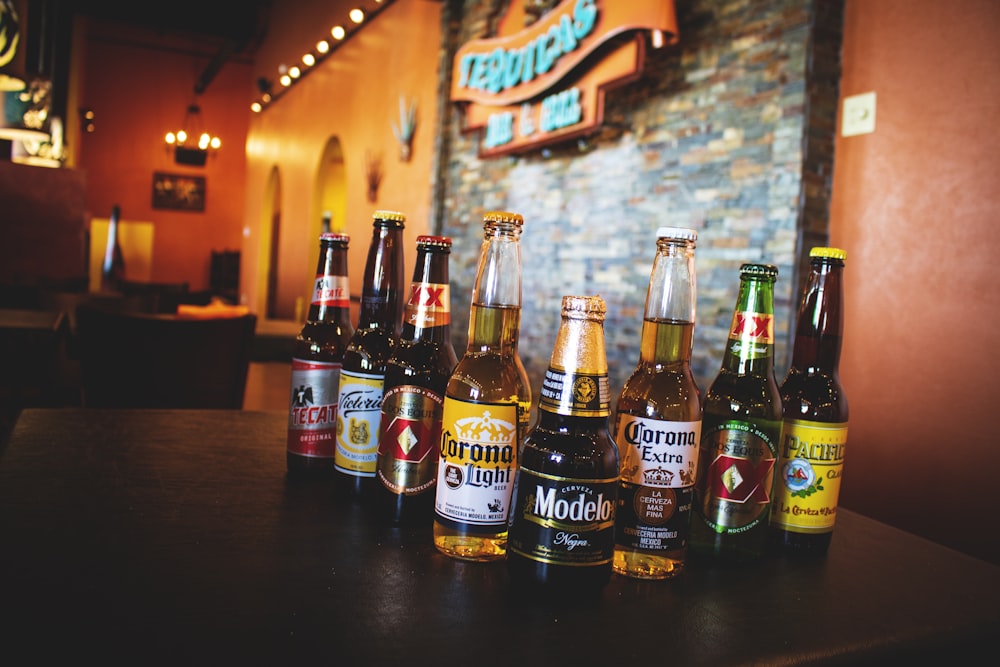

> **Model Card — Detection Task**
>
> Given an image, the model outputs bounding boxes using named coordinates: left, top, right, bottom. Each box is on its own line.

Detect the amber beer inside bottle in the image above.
left=769, top=247, right=848, bottom=555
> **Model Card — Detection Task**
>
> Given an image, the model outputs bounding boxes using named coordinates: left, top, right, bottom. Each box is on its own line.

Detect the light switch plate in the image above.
left=842, top=91, right=876, bottom=137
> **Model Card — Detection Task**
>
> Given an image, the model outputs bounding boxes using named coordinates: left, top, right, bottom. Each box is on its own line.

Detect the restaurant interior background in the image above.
left=1, top=0, right=997, bottom=566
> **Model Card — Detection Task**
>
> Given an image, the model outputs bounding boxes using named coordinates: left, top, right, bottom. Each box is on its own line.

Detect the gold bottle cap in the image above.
left=372, top=210, right=406, bottom=225
left=482, top=211, right=524, bottom=227
left=810, top=246, right=846, bottom=260
left=561, top=295, right=606, bottom=321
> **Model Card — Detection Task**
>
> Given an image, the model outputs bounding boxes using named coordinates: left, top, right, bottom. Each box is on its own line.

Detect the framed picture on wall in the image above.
left=152, top=172, right=206, bottom=212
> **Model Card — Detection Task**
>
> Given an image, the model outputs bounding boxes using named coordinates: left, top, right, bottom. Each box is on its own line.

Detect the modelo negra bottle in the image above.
left=287, top=233, right=355, bottom=477
left=689, top=263, right=783, bottom=562
left=769, top=247, right=849, bottom=555
left=613, top=227, right=702, bottom=580
left=334, top=211, right=406, bottom=497
left=508, top=295, right=620, bottom=592
left=376, top=235, right=458, bottom=524
left=433, top=211, right=531, bottom=562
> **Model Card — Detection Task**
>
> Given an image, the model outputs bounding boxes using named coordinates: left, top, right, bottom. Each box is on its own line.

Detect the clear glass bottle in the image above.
left=508, top=295, right=620, bottom=592
left=376, top=235, right=458, bottom=525
left=613, top=227, right=702, bottom=579
left=433, top=211, right=531, bottom=562
left=689, top=263, right=783, bottom=563
left=770, top=247, right=849, bottom=555
left=334, top=211, right=406, bottom=497
left=287, top=233, right=355, bottom=478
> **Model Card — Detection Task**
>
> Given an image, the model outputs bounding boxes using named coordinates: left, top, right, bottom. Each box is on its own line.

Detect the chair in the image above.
left=75, top=303, right=257, bottom=409
left=119, top=280, right=191, bottom=314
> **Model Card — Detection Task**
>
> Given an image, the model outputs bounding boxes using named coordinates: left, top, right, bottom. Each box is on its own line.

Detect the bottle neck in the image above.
left=538, top=314, right=610, bottom=418
left=721, top=276, right=776, bottom=375
left=790, top=259, right=844, bottom=373
left=307, top=242, right=352, bottom=324
left=640, top=239, right=696, bottom=366
left=401, top=248, right=453, bottom=344
left=468, top=226, right=522, bottom=352
left=358, top=225, right=405, bottom=333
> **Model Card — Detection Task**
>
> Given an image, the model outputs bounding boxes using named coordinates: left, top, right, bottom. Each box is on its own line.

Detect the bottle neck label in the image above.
left=727, top=310, right=774, bottom=360
left=313, top=275, right=350, bottom=308
left=406, top=282, right=451, bottom=328
left=538, top=367, right=610, bottom=417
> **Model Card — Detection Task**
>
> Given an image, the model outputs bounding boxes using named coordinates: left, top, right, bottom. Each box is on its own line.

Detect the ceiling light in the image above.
left=349, top=9, right=364, bottom=24
left=302, top=53, right=315, bottom=67
left=317, top=40, right=329, bottom=54
left=331, top=25, right=346, bottom=40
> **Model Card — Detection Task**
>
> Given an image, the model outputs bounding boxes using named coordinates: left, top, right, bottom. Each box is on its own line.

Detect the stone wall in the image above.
left=435, top=0, right=842, bottom=402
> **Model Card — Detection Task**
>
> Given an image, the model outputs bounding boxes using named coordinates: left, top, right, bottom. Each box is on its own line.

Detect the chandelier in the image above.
left=165, top=102, right=220, bottom=166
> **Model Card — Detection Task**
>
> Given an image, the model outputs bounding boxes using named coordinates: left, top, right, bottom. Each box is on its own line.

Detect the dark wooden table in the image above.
left=0, top=309, right=69, bottom=419
left=1, top=409, right=996, bottom=665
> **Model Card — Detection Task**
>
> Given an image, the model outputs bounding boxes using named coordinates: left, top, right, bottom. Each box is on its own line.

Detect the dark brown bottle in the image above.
left=769, top=247, right=849, bottom=555
left=286, top=233, right=355, bottom=478
left=375, top=236, right=458, bottom=524
left=507, top=296, right=620, bottom=593
left=334, top=211, right=406, bottom=497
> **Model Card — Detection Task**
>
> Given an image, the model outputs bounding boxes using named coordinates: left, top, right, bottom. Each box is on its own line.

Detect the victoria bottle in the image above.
left=508, top=295, right=620, bottom=592
left=613, top=227, right=702, bottom=579
left=287, top=233, right=355, bottom=478
left=335, top=211, right=406, bottom=497
left=769, top=247, right=849, bottom=555
left=433, top=211, right=531, bottom=562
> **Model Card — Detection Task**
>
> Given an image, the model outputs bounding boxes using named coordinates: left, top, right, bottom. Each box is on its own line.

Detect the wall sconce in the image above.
left=365, top=150, right=383, bottom=203
left=392, top=95, right=416, bottom=162
left=164, top=102, right=220, bottom=167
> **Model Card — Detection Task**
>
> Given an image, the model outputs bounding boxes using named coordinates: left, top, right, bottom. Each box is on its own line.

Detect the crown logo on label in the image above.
left=643, top=467, right=675, bottom=486
left=453, top=411, right=516, bottom=443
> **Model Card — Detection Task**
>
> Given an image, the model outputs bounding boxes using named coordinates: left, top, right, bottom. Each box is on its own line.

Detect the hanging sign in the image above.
left=450, top=0, right=677, bottom=158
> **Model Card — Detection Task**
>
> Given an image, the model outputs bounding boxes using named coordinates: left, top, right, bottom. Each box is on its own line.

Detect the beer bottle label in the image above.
left=334, top=370, right=385, bottom=477
left=770, top=419, right=848, bottom=534
left=614, top=416, right=701, bottom=553
left=312, top=275, right=350, bottom=308
left=406, top=282, right=451, bottom=328
left=697, top=418, right=780, bottom=533
left=287, top=358, right=341, bottom=459
left=377, top=384, right=444, bottom=495
left=508, top=469, right=618, bottom=567
left=538, top=367, right=610, bottom=417
left=434, top=398, right=518, bottom=531
left=727, top=310, right=774, bottom=360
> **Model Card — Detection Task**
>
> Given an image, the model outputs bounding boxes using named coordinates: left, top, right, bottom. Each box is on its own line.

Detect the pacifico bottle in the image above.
left=507, top=296, right=620, bottom=592
left=287, top=233, right=355, bottom=477
left=433, top=211, right=531, bottom=562
left=334, top=211, right=406, bottom=497
left=376, top=236, right=458, bottom=525
left=769, top=247, right=849, bottom=555
left=689, top=263, right=783, bottom=562
left=613, top=227, right=702, bottom=580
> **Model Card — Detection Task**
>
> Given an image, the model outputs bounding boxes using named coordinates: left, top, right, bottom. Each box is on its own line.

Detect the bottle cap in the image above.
left=483, top=211, right=524, bottom=227
left=372, top=210, right=406, bottom=226
left=810, top=246, right=846, bottom=260
left=656, top=226, right=698, bottom=242
left=739, top=263, right=778, bottom=280
left=561, top=295, right=606, bottom=321
left=416, top=235, right=452, bottom=249
left=320, top=232, right=350, bottom=244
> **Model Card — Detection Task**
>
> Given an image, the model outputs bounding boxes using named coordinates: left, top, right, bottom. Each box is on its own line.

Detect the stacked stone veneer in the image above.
left=434, top=0, right=842, bottom=401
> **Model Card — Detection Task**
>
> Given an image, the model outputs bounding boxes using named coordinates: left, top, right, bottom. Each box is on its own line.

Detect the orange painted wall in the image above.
left=831, top=0, right=1000, bottom=563
left=241, top=0, right=441, bottom=319
left=76, top=20, right=252, bottom=290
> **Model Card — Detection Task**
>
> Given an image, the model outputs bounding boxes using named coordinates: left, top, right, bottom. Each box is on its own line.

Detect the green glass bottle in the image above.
left=689, top=263, right=783, bottom=563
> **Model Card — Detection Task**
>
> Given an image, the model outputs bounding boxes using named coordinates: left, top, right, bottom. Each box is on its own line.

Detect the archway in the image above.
left=257, top=165, right=282, bottom=319
left=306, top=137, right=347, bottom=303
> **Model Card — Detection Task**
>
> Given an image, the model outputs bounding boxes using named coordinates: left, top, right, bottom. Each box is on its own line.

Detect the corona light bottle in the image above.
left=769, top=248, right=849, bottom=555
left=287, top=233, right=355, bottom=477
left=433, top=211, right=531, bottom=561
left=689, top=263, right=783, bottom=562
left=508, top=295, right=620, bottom=591
left=612, top=227, right=702, bottom=580
left=376, top=235, right=458, bottom=524
left=334, top=211, right=406, bottom=497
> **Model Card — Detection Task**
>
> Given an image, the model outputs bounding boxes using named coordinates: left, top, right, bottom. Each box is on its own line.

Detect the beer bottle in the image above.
left=612, top=227, right=702, bottom=580
left=433, top=211, right=531, bottom=562
left=508, top=295, right=620, bottom=591
left=287, top=233, right=355, bottom=477
left=689, top=263, right=783, bottom=562
left=769, top=247, right=849, bottom=555
left=334, top=210, right=406, bottom=497
left=375, top=236, right=458, bottom=525
left=100, top=204, right=126, bottom=292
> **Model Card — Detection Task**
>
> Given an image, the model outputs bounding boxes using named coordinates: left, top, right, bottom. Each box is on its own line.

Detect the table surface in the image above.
left=0, top=307, right=65, bottom=332
left=1, top=408, right=997, bottom=665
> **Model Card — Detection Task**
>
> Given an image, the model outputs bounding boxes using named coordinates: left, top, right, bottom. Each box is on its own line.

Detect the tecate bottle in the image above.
left=507, top=295, right=620, bottom=592
left=334, top=210, right=406, bottom=497
left=287, top=233, right=355, bottom=478
left=612, top=227, right=702, bottom=580
left=769, top=247, right=849, bottom=555
left=433, top=211, right=531, bottom=562
left=689, top=263, right=783, bottom=563
left=376, top=235, right=458, bottom=525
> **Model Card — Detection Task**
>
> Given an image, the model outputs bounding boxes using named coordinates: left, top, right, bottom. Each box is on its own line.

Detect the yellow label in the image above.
left=770, top=419, right=847, bottom=533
